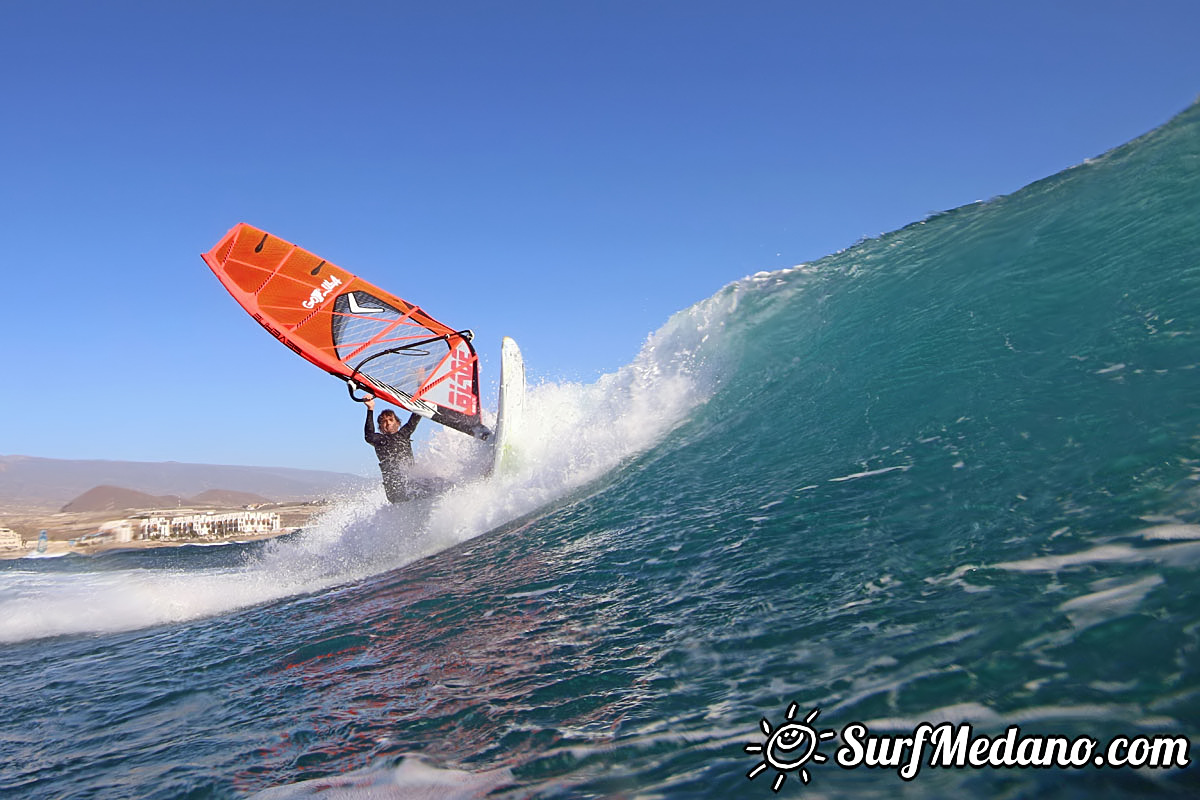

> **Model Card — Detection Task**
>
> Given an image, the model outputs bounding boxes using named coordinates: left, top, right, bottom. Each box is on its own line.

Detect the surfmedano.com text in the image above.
left=836, top=721, right=1191, bottom=780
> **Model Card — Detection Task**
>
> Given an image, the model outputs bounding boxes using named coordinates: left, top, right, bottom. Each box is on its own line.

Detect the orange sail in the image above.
left=203, top=223, right=490, bottom=439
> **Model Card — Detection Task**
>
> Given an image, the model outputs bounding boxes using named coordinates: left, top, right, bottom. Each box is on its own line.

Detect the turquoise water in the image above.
left=3, top=103, right=1200, bottom=798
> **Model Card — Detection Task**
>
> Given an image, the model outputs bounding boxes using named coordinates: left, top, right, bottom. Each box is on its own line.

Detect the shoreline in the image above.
left=5, top=529, right=303, bottom=560
left=0, top=501, right=325, bottom=560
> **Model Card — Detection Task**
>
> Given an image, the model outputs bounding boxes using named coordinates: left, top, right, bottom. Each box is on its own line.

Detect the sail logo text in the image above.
left=445, top=346, right=476, bottom=414
left=302, top=275, right=343, bottom=309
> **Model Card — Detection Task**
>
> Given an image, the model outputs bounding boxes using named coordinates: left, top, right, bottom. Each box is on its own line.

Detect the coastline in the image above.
left=0, top=501, right=325, bottom=560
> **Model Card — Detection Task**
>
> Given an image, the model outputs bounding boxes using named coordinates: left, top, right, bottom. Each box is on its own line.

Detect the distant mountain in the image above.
left=0, top=455, right=370, bottom=510
left=189, top=489, right=273, bottom=507
left=59, top=485, right=277, bottom=513
left=61, top=485, right=183, bottom=513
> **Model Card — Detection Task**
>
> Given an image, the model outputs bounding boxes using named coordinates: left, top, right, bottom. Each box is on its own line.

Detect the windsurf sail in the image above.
left=202, top=223, right=491, bottom=440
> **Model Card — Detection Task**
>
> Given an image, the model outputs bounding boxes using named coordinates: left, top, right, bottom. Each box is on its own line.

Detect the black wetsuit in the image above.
left=364, top=408, right=420, bottom=503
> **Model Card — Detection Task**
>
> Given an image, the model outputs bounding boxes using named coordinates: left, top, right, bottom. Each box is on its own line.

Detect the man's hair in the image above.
left=378, top=410, right=399, bottom=423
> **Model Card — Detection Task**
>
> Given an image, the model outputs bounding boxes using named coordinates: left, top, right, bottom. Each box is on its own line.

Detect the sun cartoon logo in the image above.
left=744, top=703, right=837, bottom=792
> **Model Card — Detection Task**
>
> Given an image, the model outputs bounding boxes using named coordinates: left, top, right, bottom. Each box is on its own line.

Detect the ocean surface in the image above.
left=3, top=103, right=1200, bottom=799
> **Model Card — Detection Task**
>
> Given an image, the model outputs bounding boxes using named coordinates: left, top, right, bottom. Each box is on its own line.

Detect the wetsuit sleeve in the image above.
left=364, top=408, right=384, bottom=445
left=400, top=412, right=421, bottom=437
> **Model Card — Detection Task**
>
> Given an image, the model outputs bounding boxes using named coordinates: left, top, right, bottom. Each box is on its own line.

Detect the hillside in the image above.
left=0, top=455, right=369, bottom=510
left=189, top=489, right=273, bottom=507
left=61, top=485, right=183, bottom=513
left=59, top=485, right=276, bottom=513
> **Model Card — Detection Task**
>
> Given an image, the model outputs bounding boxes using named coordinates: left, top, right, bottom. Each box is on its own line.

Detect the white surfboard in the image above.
left=492, top=337, right=526, bottom=475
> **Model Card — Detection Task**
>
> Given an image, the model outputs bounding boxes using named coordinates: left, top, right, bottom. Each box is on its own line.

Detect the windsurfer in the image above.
left=363, top=398, right=421, bottom=503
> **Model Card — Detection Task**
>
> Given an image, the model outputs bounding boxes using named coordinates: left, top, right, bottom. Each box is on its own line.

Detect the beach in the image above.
left=0, top=501, right=324, bottom=559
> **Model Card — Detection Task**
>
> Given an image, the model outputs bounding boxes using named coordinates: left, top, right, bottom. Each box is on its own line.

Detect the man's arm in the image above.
left=364, top=399, right=383, bottom=445
left=400, top=412, right=421, bottom=437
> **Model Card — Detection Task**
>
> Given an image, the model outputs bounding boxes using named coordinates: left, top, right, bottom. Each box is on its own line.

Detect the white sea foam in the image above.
left=248, top=756, right=513, bottom=800
left=829, top=464, right=912, bottom=482
left=993, top=540, right=1200, bottom=572
left=1057, top=574, right=1164, bottom=629
left=1135, top=523, right=1200, bottom=541
left=0, top=291, right=735, bottom=644
left=861, top=701, right=1179, bottom=732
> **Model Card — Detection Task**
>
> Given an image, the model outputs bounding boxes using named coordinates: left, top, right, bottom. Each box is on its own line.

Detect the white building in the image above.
left=0, top=527, right=23, bottom=550
left=98, top=520, right=136, bottom=543
left=140, top=511, right=281, bottom=540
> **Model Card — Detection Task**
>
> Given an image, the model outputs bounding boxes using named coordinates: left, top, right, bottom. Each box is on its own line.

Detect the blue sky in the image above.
left=1, top=1, right=1197, bottom=476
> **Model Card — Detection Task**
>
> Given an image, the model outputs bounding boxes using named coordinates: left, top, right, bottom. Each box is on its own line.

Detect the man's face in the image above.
left=380, top=415, right=400, bottom=434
